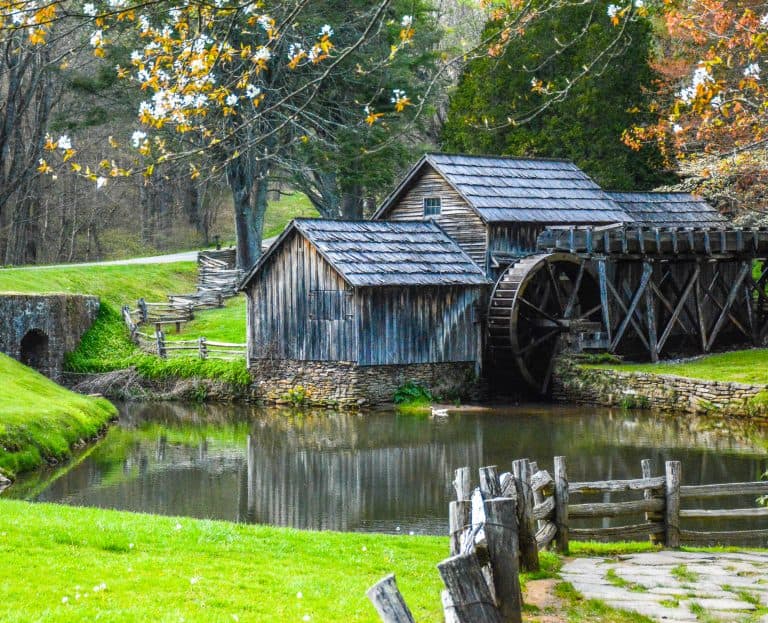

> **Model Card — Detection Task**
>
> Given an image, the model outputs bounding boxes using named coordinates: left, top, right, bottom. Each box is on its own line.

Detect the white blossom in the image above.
left=83, top=3, right=97, bottom=16
left=390, top=88, right=406, bottom=103
left=57, top=135, right=72, bottom=150
left=288, top=43, right=304, bottom=60
left=226, top=94, right=238, bottom=106
left=761, top=13, right=768, bottom=27
left=673, top=123, right=683, bottom=134
left=253, top=47, right=271, bottom=64
left=139, top=14, right=150, bottom=32
left=744, top=63, right=761, bottom=79
left=131, top=130, right=147, bottom=147
left=245, top=84, right=261, bottom=99
left=89, top=29, right=103, bottom=47
left=319, top=24, right=333, bottom=37
left=257, top=15, right=272, bottom=31
left=678, top=64, right=713, bottom=103
left=401, top=15, right=413, bottom=28
left=607, top=4, right=620, bottom=18
left=634, top=0, right=644, bottom=7
left=96, top=176, right=107, bottom=189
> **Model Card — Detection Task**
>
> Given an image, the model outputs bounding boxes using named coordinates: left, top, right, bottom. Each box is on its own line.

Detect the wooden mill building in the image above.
left=241, top=153, right=746, bottom=406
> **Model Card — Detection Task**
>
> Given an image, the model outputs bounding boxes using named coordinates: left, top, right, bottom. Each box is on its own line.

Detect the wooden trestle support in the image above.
left=489, top=225, right=768, bottom=394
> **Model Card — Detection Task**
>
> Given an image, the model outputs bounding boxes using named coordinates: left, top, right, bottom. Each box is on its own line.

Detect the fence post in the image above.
left=198, top=336, right=208, bottom=360
left=366, top=574, right=416, bottom=623
left=155, top=329, right=166, bottom=359
left=479, top=466, right=501, bottom=498
left=553, top=456, right=569, bottom=554
left=437, top=552, right=503, bottom=623
left=138, top=298, right=148, bottom=323
left=642, top=459, right=664, bottom=545
left=449, top=501, right=471, bottom=556
left=665, top=460, right=681, bottom=548
left=453, top=467, right=471, bottom=501
left=512, top=459, right=539, bottom=572
left=483, top=498, right=522, bottom=623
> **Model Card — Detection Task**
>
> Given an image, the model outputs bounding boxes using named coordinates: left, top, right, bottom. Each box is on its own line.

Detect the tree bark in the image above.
left=227, top=153, right=267, bottom=270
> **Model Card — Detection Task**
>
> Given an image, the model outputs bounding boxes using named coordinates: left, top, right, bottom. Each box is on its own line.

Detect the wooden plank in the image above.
left=680, top=529, right=768, bottom=544
left=680, top=507, right=768, bottom=519
left=437, top=553, right=503, bottom=623
left=597, top=260, right=612, bottom=344
left=680, top=481, right=768, bottom=498
left=479, top=466, right=502, bottom=499
left=642, top=459, right=663, bottom=545
left=532, top=496, right=555, bottom=521
left=644, top=262, right=659, bottom=361
left=535, top=521, right=557, bottom=549
left=608, top=264, right=653, bottom=352
left=570, top=522, right=665, bottom=541
left=569, top=498, right=664, bottom=519
left=453, top=467, right=472, bottom=501
left=705, top=262, right=751, bottom=350
left=656, top=264, right=700, bottom=354
left=665, top=461, right=681, bottom=548
left=450, top=501, right=472, bottom=556
left=367, top=575, right=416, bottom=623
left=569, top=476, right=665, bottom=494
left=554, top=456, right=569, bottom=554
left=512, top=459, right=539, bottom=572
left=483, top=498, right=523, bottom=623
left=531, top=470, right=554, bottom=494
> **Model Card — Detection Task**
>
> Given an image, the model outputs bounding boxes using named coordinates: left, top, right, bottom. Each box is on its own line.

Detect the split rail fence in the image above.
left=366, top=456, right=768, bottom=623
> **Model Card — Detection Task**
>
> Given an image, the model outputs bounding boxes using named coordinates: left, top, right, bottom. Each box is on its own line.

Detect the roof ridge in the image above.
left=426, top=151, right=576, bottom=164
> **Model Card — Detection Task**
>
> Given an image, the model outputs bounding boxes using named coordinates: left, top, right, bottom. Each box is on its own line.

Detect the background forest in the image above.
left=0, top=0, right=762, bottom=266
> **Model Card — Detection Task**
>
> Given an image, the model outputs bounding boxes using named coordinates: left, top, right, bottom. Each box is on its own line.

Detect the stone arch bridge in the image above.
left=0, top=294, right=99, bottom=381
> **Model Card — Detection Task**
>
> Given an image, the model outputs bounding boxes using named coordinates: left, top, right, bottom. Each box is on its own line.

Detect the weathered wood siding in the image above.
left=356, top=285, right=484, bottom=365
left=247, top=231, right=356, bottom=361
left=381, top=166, right=487, bottom=267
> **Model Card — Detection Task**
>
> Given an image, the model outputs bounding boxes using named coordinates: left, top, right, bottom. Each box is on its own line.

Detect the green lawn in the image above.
left=0, top=354, right=116, bottom=478
left=166, top=295, right=246, bottom=344
left=593, top=348, right=768, bottom=385
left=263, top=192, right=319, bottom=239
left=0, top=499, right=446, bottom=623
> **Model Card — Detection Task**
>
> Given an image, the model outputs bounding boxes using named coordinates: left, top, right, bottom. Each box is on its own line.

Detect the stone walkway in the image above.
left=561, top=551, right=768, bottom=622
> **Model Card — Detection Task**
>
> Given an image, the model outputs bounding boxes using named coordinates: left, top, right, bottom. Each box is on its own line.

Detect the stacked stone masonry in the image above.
left=552, top=359, right=768, bottom=415
left=250, top=359, right=476, bottom=406
left=0, top=293, right=99, bottom=381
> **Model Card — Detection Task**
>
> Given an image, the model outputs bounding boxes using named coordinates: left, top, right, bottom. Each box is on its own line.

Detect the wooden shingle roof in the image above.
left=608, top=192, right=726, bottom=227
left=375, top=153, right=632, bottom=224
left=239, top=219, right=490, bottom=289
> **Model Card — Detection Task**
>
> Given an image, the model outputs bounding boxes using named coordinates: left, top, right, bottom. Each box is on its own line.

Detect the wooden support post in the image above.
left=512, top=459, right=539, bottom=572
left=694, top=264, right=708, bottom=353
left=366, top=574, right=416, bottom=623
left=642, top=459, right=662, bottom=545
left=665, top=461, right=681, bottom=548
left=610, top=262, right=653, bottom=352
left=453, top=467, right=471, bottom=501
left=706, top=263, right=751, bottom=351
left=554, top=456, right=569, bottom=554
left=479, top=466, right=501, bottom=499
left=138, top=298, right=148, bottom=323
left=484, top=498, right=523, bottom=623
left=450, top=501, right=472, bottom=556
left=644, top=263, right=659, bottom=362
left=155, top=329, right=166, bottom=359
left=437, top=553, right=503, bottom=623
left=198, top=336, right=207, bottom=360
left=598, top=259, right=612, bottom=344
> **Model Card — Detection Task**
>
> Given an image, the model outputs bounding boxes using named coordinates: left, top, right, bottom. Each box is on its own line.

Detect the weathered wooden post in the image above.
left=155, top=329, right=166, bottom=359
left=438, top=552, right=503, bottom=623
left=642, top=458, right=663, bottom=544
left=198, top=336, right=208, bottom=360
left=512, top=459, right=539, bottom=572
left=665, top=460, right=681, bottom=548
left=449, top=500, right=472, bottom=556
left=553, top=455, right=569, bottom=554
left=138, top=298, right=148, bottom=323
left=479, top=466, right=501, bottom=498
left=366, top=574, right=416, bottom=623
left=453, top=467, right=471, bottom=501
left=483, top=498, right=523, bottom=623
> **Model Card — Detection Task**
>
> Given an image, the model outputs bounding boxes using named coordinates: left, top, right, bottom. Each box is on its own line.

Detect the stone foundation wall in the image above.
left=250, top=358, right=478, bottom=407
left=0, top=293, right=100, bottom=380
left=552, top=358, right=768, bottom=416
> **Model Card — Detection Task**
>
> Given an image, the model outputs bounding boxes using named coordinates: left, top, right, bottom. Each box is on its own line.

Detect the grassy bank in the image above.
left=0, top=354, right=116, bottom=478
left=0, top=499, right=445, bottom=622
left=592, top=349, right=768, bottom=385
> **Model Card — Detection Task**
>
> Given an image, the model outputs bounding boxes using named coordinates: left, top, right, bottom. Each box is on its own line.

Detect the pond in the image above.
left=4, top=402, right=768, bottom=536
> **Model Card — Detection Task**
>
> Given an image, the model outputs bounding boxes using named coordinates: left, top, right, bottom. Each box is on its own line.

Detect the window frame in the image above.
left=423, top=196, right=442, bottom=217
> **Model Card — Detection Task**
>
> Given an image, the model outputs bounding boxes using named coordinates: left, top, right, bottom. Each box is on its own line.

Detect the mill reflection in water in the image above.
left=6, top=402, right=768, bottom=535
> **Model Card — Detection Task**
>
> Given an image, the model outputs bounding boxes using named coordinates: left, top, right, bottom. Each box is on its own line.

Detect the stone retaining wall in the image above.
left=250, top=358, right=477, bottom=407
left=0, top=293, right=100, bottom=380
left=552, top=358, right=768, bottom=416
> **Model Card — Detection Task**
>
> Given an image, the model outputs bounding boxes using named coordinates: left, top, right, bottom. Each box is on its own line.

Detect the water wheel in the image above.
left=488, top=253, right=603, bottom=394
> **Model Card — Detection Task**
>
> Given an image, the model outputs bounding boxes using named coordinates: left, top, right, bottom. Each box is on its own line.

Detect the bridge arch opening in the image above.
left=20, top=329, right=50, bottom=373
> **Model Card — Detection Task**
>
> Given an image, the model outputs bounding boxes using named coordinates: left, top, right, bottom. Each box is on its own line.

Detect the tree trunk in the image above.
left=340, top=183, right=364, bottom=219
left=227, top=154, right=267, bottom=270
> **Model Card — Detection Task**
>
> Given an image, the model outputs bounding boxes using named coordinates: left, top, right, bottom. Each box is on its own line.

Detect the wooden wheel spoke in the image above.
left=519, top=297, right=565, bottom=327
left=518, top=328, right=561, bottom=355
left=547, top=263, right=566, bottom=314
left=563, top=261, right=585, bottom=319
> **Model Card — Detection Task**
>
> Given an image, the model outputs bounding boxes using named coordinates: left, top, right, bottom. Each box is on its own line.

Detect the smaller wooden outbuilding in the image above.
left=239, top=219, right=490, bottom=405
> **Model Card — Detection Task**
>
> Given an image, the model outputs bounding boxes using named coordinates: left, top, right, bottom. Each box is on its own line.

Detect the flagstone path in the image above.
left=561, top=551, right=768, bottom=622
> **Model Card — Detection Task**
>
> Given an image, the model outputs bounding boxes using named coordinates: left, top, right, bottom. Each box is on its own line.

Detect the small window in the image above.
left=309, top=289, right=352, bottom=320
left=423, top=197, right=442, bottom=217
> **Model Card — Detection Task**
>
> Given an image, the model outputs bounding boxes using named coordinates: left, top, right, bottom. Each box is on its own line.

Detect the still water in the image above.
left=4, top=402, right=768, bottom=535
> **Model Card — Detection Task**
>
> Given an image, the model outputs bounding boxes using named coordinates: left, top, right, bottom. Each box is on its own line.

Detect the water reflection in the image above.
left=4, top=402, right=768, bottom=535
